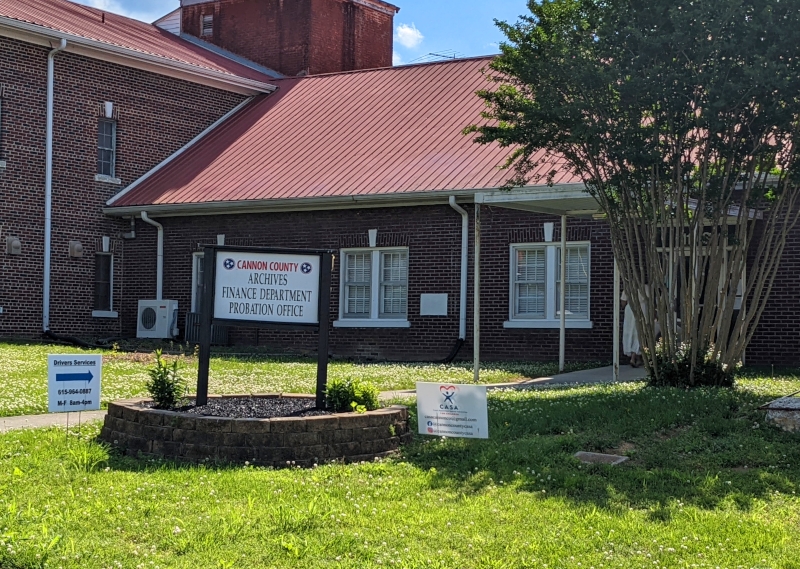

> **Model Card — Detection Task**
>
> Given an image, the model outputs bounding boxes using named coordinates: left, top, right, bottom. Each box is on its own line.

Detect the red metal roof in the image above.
left=109, top=57, right=580, bottom=209
left=0, top=0, right=273, bottom=83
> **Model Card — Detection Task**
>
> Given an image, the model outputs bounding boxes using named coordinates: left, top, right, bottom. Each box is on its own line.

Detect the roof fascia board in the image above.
left=106, top=95, right=257, bottom=207
left=105, top=192, right=476, bottom=218
left=104, top=185, right=583, bottom=218
left=0, top=18, right=276, bottom=95
left=474, top=184, right=589, bottom=203
left=350, top=0, right=400, bottom=16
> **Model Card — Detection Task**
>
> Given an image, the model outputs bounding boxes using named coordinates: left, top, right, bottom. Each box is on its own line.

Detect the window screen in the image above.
left=379, top=250, right=408, bottom=317
left=514, top=248, right=546, bottom=318
left=344, top=252, right=371, bottom=317
left=556, top=245, right=590, bottom=319
left=97, top=119, right=116, bottom=177
left=94, top=253, right=113, bottom=311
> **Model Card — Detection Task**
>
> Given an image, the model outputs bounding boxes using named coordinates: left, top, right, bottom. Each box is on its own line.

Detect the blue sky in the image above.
left=73, top=0, right=531, bottom=64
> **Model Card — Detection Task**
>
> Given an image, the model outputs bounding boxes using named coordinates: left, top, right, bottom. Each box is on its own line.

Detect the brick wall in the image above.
left=0, top=36, right=246, bottom=338
left=182, top=0, right=394, bottom=76
left=120, top=204, right=616, bottom=362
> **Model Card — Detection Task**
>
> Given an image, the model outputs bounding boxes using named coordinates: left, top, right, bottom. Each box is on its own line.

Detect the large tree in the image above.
left=469, top=0, right=800, bottom=385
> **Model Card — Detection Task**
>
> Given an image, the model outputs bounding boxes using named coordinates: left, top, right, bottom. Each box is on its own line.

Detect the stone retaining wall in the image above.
left=99, top=395, right=411, bottom=466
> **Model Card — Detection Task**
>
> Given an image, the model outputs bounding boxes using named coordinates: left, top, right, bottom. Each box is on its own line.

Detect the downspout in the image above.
left=43, top=38, right=67, bottom=332
left=443, top=196, right=468, bottom=362
left=140, top=212, right=163, bottom=300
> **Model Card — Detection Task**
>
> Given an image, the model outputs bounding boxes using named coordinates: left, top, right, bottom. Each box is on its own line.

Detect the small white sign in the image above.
left=214, top=251, right=320, bottom=324
left=417, top=382, right=489, bottom=439
left=48, top=355, right=102, bottom=413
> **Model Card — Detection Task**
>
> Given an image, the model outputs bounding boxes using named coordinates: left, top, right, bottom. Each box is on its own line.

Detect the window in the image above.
left=92, top=253, right=116, bottom=317
left=506, top=243, right=592, bottom=328
left=201, top=14, right=213, bottom=36
left=191, top=252, right=205, bottom=313
left=336, top=248, right=410, bottom=327
left=97, top=119, right=116, bottom=178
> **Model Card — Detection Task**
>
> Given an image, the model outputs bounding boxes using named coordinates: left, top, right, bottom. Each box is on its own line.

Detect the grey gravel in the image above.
left=156, top=397, right=331, bottom=419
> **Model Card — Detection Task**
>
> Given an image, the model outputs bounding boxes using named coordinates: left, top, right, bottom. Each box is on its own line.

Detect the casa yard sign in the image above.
left=197, top=246, right=333, bottom=408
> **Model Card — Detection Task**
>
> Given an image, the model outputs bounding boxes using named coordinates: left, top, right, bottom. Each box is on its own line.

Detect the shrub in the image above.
left=325, top=377, right=380, bottom=413
left=648, top=341, right=738, bottom=388
left=146, top=349, right=185, bottom=409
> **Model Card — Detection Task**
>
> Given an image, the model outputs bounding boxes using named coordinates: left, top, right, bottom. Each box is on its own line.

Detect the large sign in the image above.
left=214, top=251, right=321, bottom=324
left=416, top=382, right=489, bottom=439
left=48, top=355, right=102, bottom=413
left=197, top=247, right=333, bottom=408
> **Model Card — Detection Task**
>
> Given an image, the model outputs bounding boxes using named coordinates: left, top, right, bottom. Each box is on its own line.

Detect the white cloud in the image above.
left=395, top=23, right=424, bottom=49
left=392, top=51, right=403, bottom=66
left=72, top=0, right=172, bottom=24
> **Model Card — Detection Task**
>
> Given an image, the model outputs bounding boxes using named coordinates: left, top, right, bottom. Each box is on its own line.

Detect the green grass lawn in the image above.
left=1, top=374, right=799, bottom=568
left=0, top=341, right=601, bottom=417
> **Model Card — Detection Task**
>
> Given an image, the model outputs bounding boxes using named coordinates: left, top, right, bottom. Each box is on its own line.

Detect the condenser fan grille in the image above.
left=140, top=307, right=157, bottom=329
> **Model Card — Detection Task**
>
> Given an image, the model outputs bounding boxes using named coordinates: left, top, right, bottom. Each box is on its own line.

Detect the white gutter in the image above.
left=107, top=96, right=255, bottom=207
left=43, top=37, right=67, bottom=332
left=448, top=196, right=468, bottom=340
left=0, top=18, right=276, bottom=95
left=140, top=212, right=164, bottom=300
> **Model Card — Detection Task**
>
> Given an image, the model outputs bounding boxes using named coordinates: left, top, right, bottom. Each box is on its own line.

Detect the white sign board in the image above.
left=417, top=382, right=489, bottom=439
left=214, top=251, right=320, bottom=324
left=48, top=355, right=102, bottom=413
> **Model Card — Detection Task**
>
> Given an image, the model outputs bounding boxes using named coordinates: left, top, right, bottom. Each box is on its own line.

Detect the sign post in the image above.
left=416, top=382, right=489, bottom=439
left=196, top=246, right=334, bottom=408
left=48, top=354, right=102, bottom=412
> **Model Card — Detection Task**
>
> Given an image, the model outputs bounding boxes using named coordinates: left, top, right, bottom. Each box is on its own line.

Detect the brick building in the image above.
left=1, top=0, right=797, bottom=365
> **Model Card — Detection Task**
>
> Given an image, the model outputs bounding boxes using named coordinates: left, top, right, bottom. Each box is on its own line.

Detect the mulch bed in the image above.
left=149, top=397, right=332, bottom=419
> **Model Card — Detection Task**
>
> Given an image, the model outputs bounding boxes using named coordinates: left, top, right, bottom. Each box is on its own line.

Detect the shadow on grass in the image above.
left=400, top=378, right=800, bottom=516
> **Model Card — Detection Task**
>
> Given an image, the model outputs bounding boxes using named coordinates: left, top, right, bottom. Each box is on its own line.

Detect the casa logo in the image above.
left=301, top=262, right=313, bottom=274
left=223, top=258, right=236, bottom=270
left=439, top=385, right=458, bottom=410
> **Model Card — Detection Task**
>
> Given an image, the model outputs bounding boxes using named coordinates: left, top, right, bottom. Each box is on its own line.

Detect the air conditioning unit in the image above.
left=137, top=300, right=179, bottom=339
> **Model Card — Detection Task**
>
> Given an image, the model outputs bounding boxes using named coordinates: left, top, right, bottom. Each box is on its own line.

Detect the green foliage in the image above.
left=2, top=376, right=800, bottom=567
left=469, top=0, right=800, bottom=383
left=649, top=342, right=738, bottom=388
left=145, top=349, right=185, bottom=409
left=325, top=377, right=379, bottom=413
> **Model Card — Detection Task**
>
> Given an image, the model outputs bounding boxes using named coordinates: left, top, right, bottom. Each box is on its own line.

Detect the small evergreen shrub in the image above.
left=325, top=378, right=380, bottom=413
left=146, top=349, right=185, bottom=409
left=648, top=341, right=738, bottom=388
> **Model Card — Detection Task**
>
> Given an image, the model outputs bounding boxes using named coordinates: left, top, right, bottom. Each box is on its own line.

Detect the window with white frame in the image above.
left=336, top=248, right=409, bottom=326
left=191, top=252, right=205, bottom=313
left=97, top=118, right=116, bottom=177
left=201, top=14, right=213, bottom=36
left=507, top=242, right=592, bottom=328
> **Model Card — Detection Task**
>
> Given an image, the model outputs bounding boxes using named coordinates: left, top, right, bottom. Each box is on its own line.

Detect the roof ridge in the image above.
left=273, top=54, right=497, bottom=81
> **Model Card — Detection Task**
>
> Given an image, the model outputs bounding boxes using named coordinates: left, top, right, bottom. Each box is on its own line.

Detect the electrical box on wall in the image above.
left=420, top=294, right=448, bottom=316
left=5, top=236, right=20, bottom=255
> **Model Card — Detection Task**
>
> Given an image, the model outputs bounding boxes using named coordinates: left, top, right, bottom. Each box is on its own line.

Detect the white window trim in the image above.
left=505, top=241, right=593, bottom=329
left=191, top=252, right=204, bottom=313
left=334, top=246, right=410, bottom=328
left=94, top=173, right=121, bottom=185
left=92, top=310, right=118, bottom=318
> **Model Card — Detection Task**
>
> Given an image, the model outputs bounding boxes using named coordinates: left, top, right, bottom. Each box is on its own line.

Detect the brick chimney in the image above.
left=180, top=0, right=399, bottom=76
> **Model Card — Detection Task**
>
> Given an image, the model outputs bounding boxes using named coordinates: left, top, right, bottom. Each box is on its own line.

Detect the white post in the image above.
left=559, top=215, right=567, bottom=372
left=473, top=203, right=481, bottom=383
left=613, top=259, right=620, bottom=382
